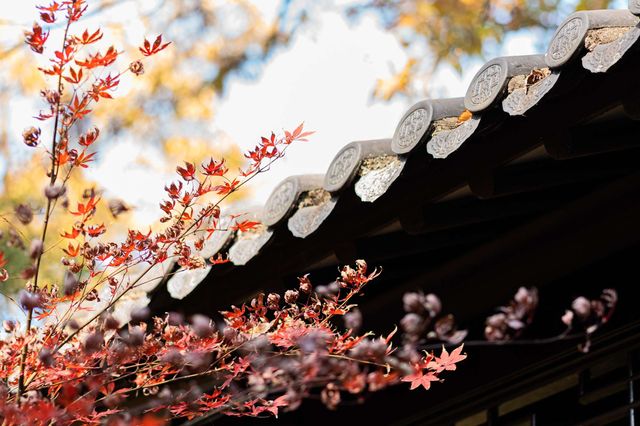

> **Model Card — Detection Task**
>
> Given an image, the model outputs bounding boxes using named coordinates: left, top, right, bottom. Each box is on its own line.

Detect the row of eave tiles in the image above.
left=140, top=5, right=640, bottom=306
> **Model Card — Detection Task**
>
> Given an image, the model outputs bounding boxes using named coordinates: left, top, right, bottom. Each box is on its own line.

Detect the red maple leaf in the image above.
left=61, top=227, right=81, bottom=239
left=63, top=243, right=80, bottom=257
left=63, top=67, right=83, bottom=84
left=67, top=0, right=88, bottom=22
left=86, top=224, right=106, bottom=237
left=69, top=195, right=99, bottom=216
left=262, top=394, right=289, bottom=418
left=164, top=181, right=183, bottom=199
left=432, top=344, right=467, bottom=373
left=220, top=305, right=246, bottom=320
left=214, top=179, right=239, bottom=196
left=139, top=35, right=171, bottom=56
left=68, top=95, right=92, bottom=119
left=75, top=151, right=96, bottom=168
left=78, top=127, right=99, bottom=147
left=220, top=357, right=250, bottom=389
left=401, top=369, right=440, bottom=391
left=36, top=2, right=61, bottom=13
left=176, top=162, right=196, bottom=181
left=76, top=28, right=103, bottom=45
left=25, top=23, right=49, bottom=54
left=159, top=199, right=175, bottom=215
left=179, top=192, right=194, bottom=207
left=210, top=253, right=230, bottom=265
left=75, top=46, right=118, bottom=69
left=201, top=158, right=227, bottom=176
left=40, top=11, right=56, bottom=23
left=200, top=391, right=230, bottom=412
left=231, top=220, right=260, bottom=233
left=53, top=45, right=75, bottom=66
left=284, top=122, right=315, bottom=144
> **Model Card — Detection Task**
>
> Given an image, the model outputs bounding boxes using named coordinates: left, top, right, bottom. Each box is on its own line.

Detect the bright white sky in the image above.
left=2, top=0, right=547, bottom=225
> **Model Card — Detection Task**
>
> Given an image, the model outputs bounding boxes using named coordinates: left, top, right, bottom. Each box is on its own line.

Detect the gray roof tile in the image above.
left=582, top=24, right=640, bottom=72
left=288, top=196, right=337, bottom=238
left=502, top=70, right=560, bottom=116
left=354, top=154, right=406, bottom=201
left=545, top=9, right=638, bottom=68
left=464, top=55, right=547, bottom=112
left=323, top=138, right=393, bottom=192
left=262, top=174, right=325, bottom=227
left=426, top=116, right=482, bottom=159
left=392, top=98, right=466, bottom=154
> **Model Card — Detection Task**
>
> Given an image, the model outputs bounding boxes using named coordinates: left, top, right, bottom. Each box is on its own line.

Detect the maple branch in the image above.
left=50, top=145, right=287, bottom=353
left=17, top=11, right=74, bottom=403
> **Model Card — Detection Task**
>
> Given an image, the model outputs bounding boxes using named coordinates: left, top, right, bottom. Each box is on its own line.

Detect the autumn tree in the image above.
left=351, top=0, right=615, bottom=99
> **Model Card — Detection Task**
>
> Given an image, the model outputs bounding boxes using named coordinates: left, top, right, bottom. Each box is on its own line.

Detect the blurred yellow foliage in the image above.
left=0, top=154, right=127, bottom=287
left=163, top=136, right=242, bottom=167
left=361, top=0, right=614, bottom=98
left=1, top=0, right=286, bottom=172
left=374, top=58, right=417, bottom=101
left=8, top=51, right=44, bottom=93
left=2, top=0, right=614, bottom=121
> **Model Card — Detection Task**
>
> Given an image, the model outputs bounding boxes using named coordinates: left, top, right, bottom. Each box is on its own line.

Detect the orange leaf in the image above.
left=231, top=220, right=260, bottom=233
left=61, top=227, right=81, bottom=239
left=63, top=243, right=80, bottom=257
left=457, top=109, right=472, bottom=125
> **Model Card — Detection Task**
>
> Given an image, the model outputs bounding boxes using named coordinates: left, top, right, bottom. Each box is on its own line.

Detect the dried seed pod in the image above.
left=22, top=127, right=41, bottom=147
left=83, top=332, right=104, bottom=354
left=44, top=184, right=66, bottom=199
left=130, top=307, right=150, bottom=324
left=191, top=314, right=213, bottom=338
left=15, top=204, right=33, bottom=225
left=284, top=289, right=299, bottom=304
left=19, top=290, right=42, bottom=311
left=129, top=60, right=144, bottom=75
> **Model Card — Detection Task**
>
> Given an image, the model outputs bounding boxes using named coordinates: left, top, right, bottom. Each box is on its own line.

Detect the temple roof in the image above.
left=146, top=4, right=640, bottom=425
left=150, top=4, right=640, bottom=314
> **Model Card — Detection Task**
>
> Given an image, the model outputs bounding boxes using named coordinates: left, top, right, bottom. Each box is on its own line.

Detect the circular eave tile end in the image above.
left=545, top=15, right=588, bottom=68
left=632, top=0, right=640, bottom=16
left=464, top=62, right=509, bottom=112
left=391, top=104, right=434, bottom=154
left=262, top=178, right=300, bottom=227
left=323, top=143, right=363, bottom=192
